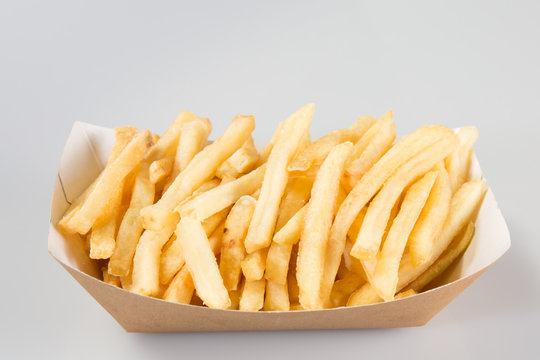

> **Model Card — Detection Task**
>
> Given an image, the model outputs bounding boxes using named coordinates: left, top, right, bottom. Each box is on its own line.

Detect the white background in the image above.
left=1, top=1, right=539, bottom=359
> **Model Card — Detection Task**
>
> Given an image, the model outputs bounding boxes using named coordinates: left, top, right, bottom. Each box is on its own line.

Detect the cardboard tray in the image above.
left=48, top=122, right=511, bottom=332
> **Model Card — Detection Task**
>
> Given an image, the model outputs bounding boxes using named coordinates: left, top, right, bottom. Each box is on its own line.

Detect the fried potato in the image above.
left=141, top=115, right=255, bottom=231
left=149, top=156, right=174, bottom=184
left=108, top=162, right=155, bottom=276
left=370, top=170, right=438, bottom=301
left=162, top=265, right=195, bottom=304
left=265, top=242, right=293, bottom=284
left=177, top=216, right=230, bottom=309
left=220, top=196, right=257, bottom=291
left=241, top=248, right=268, bottom=281
left=446, top=126, right=479, bottom=193
left=297, top=142, right=354, bottom=309
left=244, top=104, right=314, bottom=253
left=102, top=267, right=121, bottom=287
left=275, top=175, right=313, bottom=230
left=346, top=283, right=383, bottom=306
left=217, top=136, right=260, bottom=179
left=408, top=163, right=452, bottom=267
left=272, top=205, right=307, bottom=245
left=88, top=185, right=123, bottom=259
left=264, top=280, right=290, bottom=311
left=329, top=272, right=365, bottom=308
left=239, top=279, right=266, bottom=311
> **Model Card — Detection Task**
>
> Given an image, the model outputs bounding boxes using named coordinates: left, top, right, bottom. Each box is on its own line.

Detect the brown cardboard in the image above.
left=48, top=121, right=511, bottom=332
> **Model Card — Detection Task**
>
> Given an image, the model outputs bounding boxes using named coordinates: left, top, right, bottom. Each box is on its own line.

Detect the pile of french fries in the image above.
left=58, top=104, right=486, bottom=311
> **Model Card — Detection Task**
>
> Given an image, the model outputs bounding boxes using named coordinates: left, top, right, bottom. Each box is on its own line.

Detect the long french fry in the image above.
left=264, top=280, right=290, bottom=311
left=88, top=185, right=123, bottom=259
left=239, top=279, right=266, bottom=311
left=141, top=115, right=255, bottom=231
left=177, top=216, right=230, bottom=309
left=322, top=125, right=455, bottom=305
left=408, top=163, right=451, bottom=267
left=351, top=132, right=458, bottom=260
left=275, top=175, right=313, bottom=230
left=265, top=242, right=293, bottom=284
left=297, top=142, right=354, bottom=310
left=220, top=196, right=257, bottom=291
left=272, top=205, right=307, bottom=245
left=370, top=170, right=438, bottom=300
left=109, top=162, right=155, bottom=276
left=244, top=104, right=314, bottom=253
left=217, top=136, right=260, bottom=179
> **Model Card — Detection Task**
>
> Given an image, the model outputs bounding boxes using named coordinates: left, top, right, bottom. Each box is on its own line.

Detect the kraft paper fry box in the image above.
left=48, top=122, right=511, bottom=332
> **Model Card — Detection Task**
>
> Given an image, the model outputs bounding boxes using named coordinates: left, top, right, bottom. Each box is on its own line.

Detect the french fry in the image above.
left=370, top=170, right=438, bottom=301
left=346, top=283, right=383, bottom=306
left=297, top=142, right=354, bottom=310
left=348, top=115, right=378, bottom=139
left=149, top=156, right=174, bottom=184
left=275, top=175, right=313, bottom=230
left=446, top=126, right=478, bottom=193
left=179, top=165, right=266, bottom=220
left=408, top=163, right=452, bottom=267
left=264, top=280, right=290, bottom=311
left=164, top=117, right=212, bottom=190
left=220, top=196, right=257, bottom=291
left=108, top=163, right=155, bottom=276
left=241, top=248, right=268, bottom=281
left=351, top=132, right=458, bottom=260
left=244, top=104, right=314, bottom=253
left=329, top=272, right=365, bottom=307
left=144, top=110, right=199, bottom=162
left=394, top=289, right=417, bottom=299
left=342, top=241, right=366, bottom=278
left=162, top=266, right=195, bottom=304
left=64, top=130, right=154, bottom=234
left=265, top=242, right=293, bottom=284
left=322, top=125, right=455, bottom=305
left=217, top=136, right=260, bottom=179
left=346, top=113, right=396, bottom=177
left=102, top=267, right=121, bottom=287
left=120, top=268, right=133, bottom=291
left=141, top=115, right=255, bottom=231
left=177, top=216, right=230, bottom=309
left=239, top=279, right=266, bottom=311
left=88, top=186, right=123, bottom=259
left=407, top=222, right=475, bottom=292
left=272, top=205, right=307, bottom=245
left=131, top=223, right=176, bottom=296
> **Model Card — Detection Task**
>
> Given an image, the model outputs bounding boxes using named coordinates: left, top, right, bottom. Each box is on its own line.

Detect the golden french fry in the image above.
left=370, top=170, right=438, bottom=301
left=131, top=223, right=176, bottom=296
left=272, top=205, right=307, bottom=245
left=346, top=283, right=383, bottom=306
left=348, top=115, right=378, bottom=139
left=102, top=267, right=121, bottom=287
left=322, top=125, right=455, bottom=306
left=220, top=196, right=257, bottom=291
left=109, top=162, right=155, bottom=276
left=244, top=104, right=314, bottom=253
left=179, top=165, right=265, bottom=220
left=408, top=163, right=452, bottom=267
left=351, top=132, right=458, bottom=260
left=144, top=110, right=199, bottom=162
left=88, top=186, right=123, bottom=259
left=239, top=279, right=266, bottom=311
left=407, top=222, right=475, bottom=292
left=264, top=280, right=290, bottom=311
left=64, top=130, right=154, bottom=234
left=329, top=272, right=365, bottom=308
left=149, top=156, right=174, bottom=184
left=164, top=118, right=212, bottom=190
left=297, top=142, right=354, bottom=310
left=177, top=216, right=230, bottom=309
left=394, top=289, right=417, bottom=299
left=141, top=115, right=255, bottom=231
left=276, top=175, right=313, bottom=230
left=342, top=240, right=366, bottom=278
left=265, top=242, right=293, bottom=284
left=162, top=265, right=195, bottom=304
left=241, top=248, right=268, bottom=281
left=346, top=113, right=396, bottom=177
left=217, top=136, right=260, bottom=179
left=446, top=126, right=479, bottom=193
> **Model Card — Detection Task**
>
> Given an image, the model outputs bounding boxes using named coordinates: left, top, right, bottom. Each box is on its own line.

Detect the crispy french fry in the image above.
left=264, top=280, right=290, bottom=311
left=239, top=279, right=266, bottom=311
left=64, top=130, right=154, bottom=234
left=149, top=156, right=174, bottom=184
left=394, top=289, right=417, bottom=299
left=131, top=223, right=176, bottom=296
left=88, top=186, right=123, bottom=259
left=351, top=132, right=458, bottom=260
left=322, top=125, right=455, bottom=305
left=329, top=272, right=365, bottom=307
left=102, top=267, right=121, bottom=287
left=272, top=205, right=307, bottom=245
left=407, top=222, right=475, bottom=292
left=446, top=126, right=478, bottom=193
left=244, top=104, right=314, bottom=253
left=162, top=265, right=195, bottom=304
left=144, top=110, right=199, bottom=162
left=164, top=118, right=212, bottom=190
left=408, top=163, right=452, bottom=267
left=141, top=115, right=255, bottom=231
left=241, top=248, right=268, bottom=281
left=346, top=113, right=396, bottom=177
left=276, top=176, right=313, bottom=230
left=217, top=136, right=260, bottom=179
left=179, top=165, right=265, bottom=220
left=265, top=242, right=293, bottom=284
left=370, top=170, right=438, bottom=301
left=220, top=196, right=257, bottom=291
left=346, top=283, right=383, bottom=306
left=109, top=162, right=155, bottom=276
left=177, top=216, right=230, bottom=309
left=297, top=142, right=354, bottom=310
